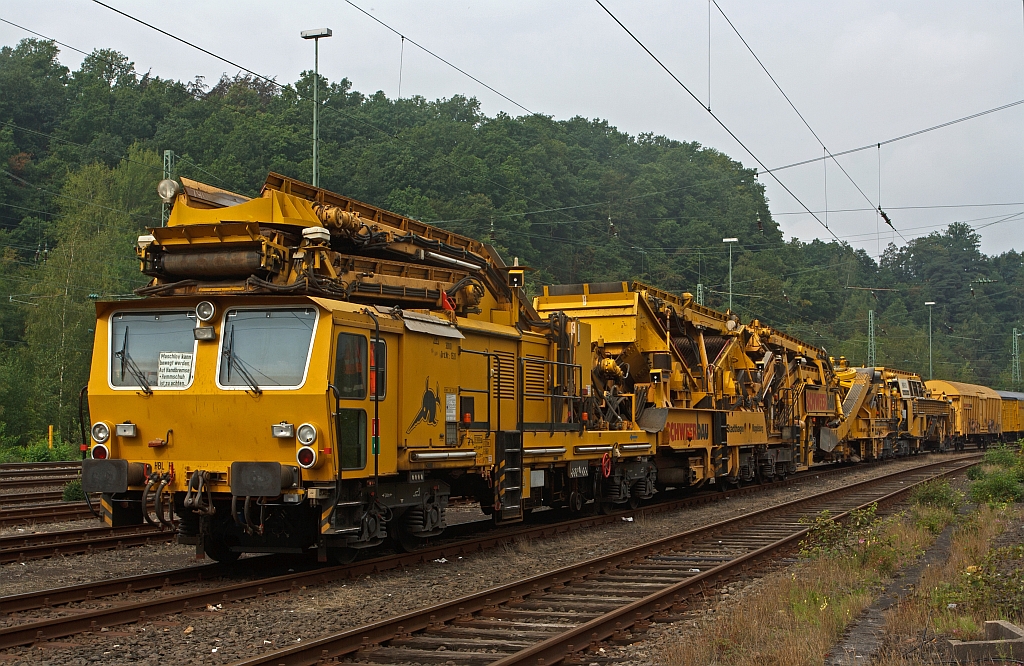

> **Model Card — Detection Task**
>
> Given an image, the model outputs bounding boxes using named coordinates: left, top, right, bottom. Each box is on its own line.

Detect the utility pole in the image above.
left=868, top=309, right=876, bottom=366
left=925, top=301, right=936, bottom=380
left=1013, top=327, right=1022, bottom=387
left=161, top=149, right=175, bottom=226
left=301, top=28, right=333, bottom=187
left=696, top=283, right=705, bottom=306
left=723, top=237, right=738, bottom=311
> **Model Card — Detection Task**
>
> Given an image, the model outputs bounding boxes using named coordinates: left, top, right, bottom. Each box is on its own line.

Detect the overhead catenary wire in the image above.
left=341, top=0, right=534, bottom=115
left=0, top=119, right=228, bottom=187
left=764, top=98, right=1024, bottom=175
left=88, top=0, right=603, bottom=229
left=593, top=0, right=842, bottom=243
left=9, top=7, right=1014, bottom=253
left=1, top=168, right=160, bottom=223
left=711, top=0, right=905, bottom=245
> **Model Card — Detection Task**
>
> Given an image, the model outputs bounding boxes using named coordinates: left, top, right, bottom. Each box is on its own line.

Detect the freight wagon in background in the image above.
left=925, top=380, right=1003, bottom=450
left=997, top=390, right=1024, bottom=442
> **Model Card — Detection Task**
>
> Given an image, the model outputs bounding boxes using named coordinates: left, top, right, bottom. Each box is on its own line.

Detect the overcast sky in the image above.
left=3, top=1, right=1023, bottom=258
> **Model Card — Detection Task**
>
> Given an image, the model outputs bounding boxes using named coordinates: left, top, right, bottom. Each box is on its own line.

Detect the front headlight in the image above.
left=296, top=423, right=317, bottom=446
left=91, top=422, right=111, bottom=444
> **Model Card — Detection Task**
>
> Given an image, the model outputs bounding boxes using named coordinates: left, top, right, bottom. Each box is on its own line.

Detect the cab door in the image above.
left=330, top=327, right=398, bottom=477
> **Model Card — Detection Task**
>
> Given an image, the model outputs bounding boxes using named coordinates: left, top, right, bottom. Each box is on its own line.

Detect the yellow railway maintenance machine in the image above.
left=534, top=281, right=845, bottom=488
left=828, top=364, right=952, bottom=458
left=81, top=174, right=660, bottom=562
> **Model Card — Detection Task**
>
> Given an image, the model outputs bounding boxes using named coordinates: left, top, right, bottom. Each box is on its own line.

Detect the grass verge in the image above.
left=659, top=496, right=953, bottom=666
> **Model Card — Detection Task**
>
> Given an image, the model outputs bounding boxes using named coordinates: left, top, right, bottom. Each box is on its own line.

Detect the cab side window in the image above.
left=370, top=340, right=386, bottom=400
left=334, top=333, right=367, bottom=399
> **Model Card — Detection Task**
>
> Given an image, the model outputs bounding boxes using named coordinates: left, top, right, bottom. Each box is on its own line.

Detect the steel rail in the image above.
left=233, top=455, right=978, bottom=666
left=0, top=476, right=80, bottom=491
left=0, top=465, right=80, bottom=475
left=0, top=454, right=970, bottom=649
left=0, top=461, right=82, bottom=471
left=0, top=503, right=96, bottom=528
left=0, top=561, right=229, bottom=614
left=0, top=491, right=101, bottom=508
left=0, top=455, right=867, bottom=613
left=0, top=524, right=172, bottom=565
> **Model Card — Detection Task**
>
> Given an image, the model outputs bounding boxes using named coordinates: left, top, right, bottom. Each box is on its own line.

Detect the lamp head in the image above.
left=301, top=28, right=333, bottom=39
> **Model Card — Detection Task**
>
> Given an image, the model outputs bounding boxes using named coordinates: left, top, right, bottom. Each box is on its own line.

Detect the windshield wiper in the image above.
left=225, top=325, right=262, bottom=395
left=115, top=326, right=153, bottom=395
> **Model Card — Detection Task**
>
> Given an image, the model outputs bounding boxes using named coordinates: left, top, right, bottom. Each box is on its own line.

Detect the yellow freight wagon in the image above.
left=997, top=390, right=1024, bottom=441
left=925, top=380, right=1002, bottom=449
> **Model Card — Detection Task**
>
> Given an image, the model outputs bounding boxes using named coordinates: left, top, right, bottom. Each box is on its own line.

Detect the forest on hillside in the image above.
left=1, top=38, right=1022, bottom=447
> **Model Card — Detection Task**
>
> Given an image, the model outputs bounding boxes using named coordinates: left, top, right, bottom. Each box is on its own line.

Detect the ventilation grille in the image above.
left=493, top=351, right=516, bottom=401
left=524, top=355, right=547, bottom=401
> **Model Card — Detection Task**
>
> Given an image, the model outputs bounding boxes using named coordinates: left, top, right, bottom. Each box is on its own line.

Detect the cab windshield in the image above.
left=218, top=308, right=317, bottom=389
left=110, top=311, right=197, bottom=389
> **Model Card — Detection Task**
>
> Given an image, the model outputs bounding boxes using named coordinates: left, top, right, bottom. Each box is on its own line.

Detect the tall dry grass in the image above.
left=878, top=504, right=1019, bottom=652
left=659, top=513, right=935, bottom=666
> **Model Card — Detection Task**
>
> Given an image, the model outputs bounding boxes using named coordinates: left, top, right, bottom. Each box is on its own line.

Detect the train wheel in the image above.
left=627, top=495, right=642, bottom=510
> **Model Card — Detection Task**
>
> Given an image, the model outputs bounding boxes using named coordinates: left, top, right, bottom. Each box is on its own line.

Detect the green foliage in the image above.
left=966, top=465, right=987, bottom=481
left=982, top=445, right=1021, bottom=469
left=1, top=35, right=1023, bottom=437
left=62, top=478, right=84, bottom=502
left=934, top=544, right=1024, bottom=620
left=968, top=469, right=1024, bottom=505
left=911, top=479, right=964, bottom=511
left=967, top=447, right=1024, bottom=504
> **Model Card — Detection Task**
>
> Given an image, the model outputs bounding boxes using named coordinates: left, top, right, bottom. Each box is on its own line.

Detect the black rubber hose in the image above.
left=142, top=476, right=159, bottom=526
left=154, top=475, right=173, bottom=528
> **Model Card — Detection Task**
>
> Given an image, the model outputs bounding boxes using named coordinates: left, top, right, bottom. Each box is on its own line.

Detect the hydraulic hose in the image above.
left=231, top=495, right=244, bottom=528
left=154, top=474, right=173, bottom=528
left=142, top=476, right=159, bottom=526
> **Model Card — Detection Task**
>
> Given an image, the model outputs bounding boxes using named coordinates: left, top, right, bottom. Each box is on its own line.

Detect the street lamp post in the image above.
left=723, top=238, right=738, bottom=311
left=301, top=28, right=333, bottom=188
left=925, top=301, right=935, bottom=380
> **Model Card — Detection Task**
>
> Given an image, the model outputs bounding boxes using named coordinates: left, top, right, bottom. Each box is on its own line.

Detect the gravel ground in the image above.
left=0, top=455, right=962, bottom=665
left=611, top=472, right=975, bottom=666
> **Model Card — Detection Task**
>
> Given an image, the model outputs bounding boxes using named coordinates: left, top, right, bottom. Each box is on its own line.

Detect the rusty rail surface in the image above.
left=0, top=524, right=172, bottom=565
left=234, top=455, right=979, bottom=666
left=0, top=454, right=973, bottom=652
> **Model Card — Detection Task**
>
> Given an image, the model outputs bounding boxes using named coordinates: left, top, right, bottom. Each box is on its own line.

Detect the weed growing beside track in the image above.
left=659, top=498, right=946, bottom=665
left=871, top=449, right=1024, bottom=663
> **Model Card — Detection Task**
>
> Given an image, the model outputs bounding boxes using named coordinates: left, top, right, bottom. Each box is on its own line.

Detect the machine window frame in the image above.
left=106, top=309, right=199, bottom=391
left=333, top=332, right=368, bottom=400
left=337, top=408, right=367, bottom=470
left=214, top=306, right=320, bottom=391
left=370, top=339, right=386, bottom=401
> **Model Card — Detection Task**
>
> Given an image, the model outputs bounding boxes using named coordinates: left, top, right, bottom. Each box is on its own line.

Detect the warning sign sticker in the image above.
left=158, top=351, right=193, bottom=388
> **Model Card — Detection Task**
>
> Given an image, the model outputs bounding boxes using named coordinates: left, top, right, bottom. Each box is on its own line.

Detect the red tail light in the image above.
left=91, top=444, right=109, bottom=460
left=296, top=446, right=317, bottom=469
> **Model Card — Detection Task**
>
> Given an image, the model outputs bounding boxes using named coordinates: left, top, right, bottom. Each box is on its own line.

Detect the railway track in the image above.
left=0, top=503, right=96, bottom=529
left=236, top=454, right=979, bottom=666
left=0, top=461, right=82, bottom=492
left=0, top=453, right=976, bottom=652
left=0, top=490, right=101, bottom=508
left=0, top=452, right=854, bottom=563
left=0, top=461, right=95, bottom=528
left=0, top=524, right=172, bottom=565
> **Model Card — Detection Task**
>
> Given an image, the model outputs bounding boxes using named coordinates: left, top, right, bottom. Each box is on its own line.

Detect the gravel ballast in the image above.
left=0, top=455, right=962, bottom=665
